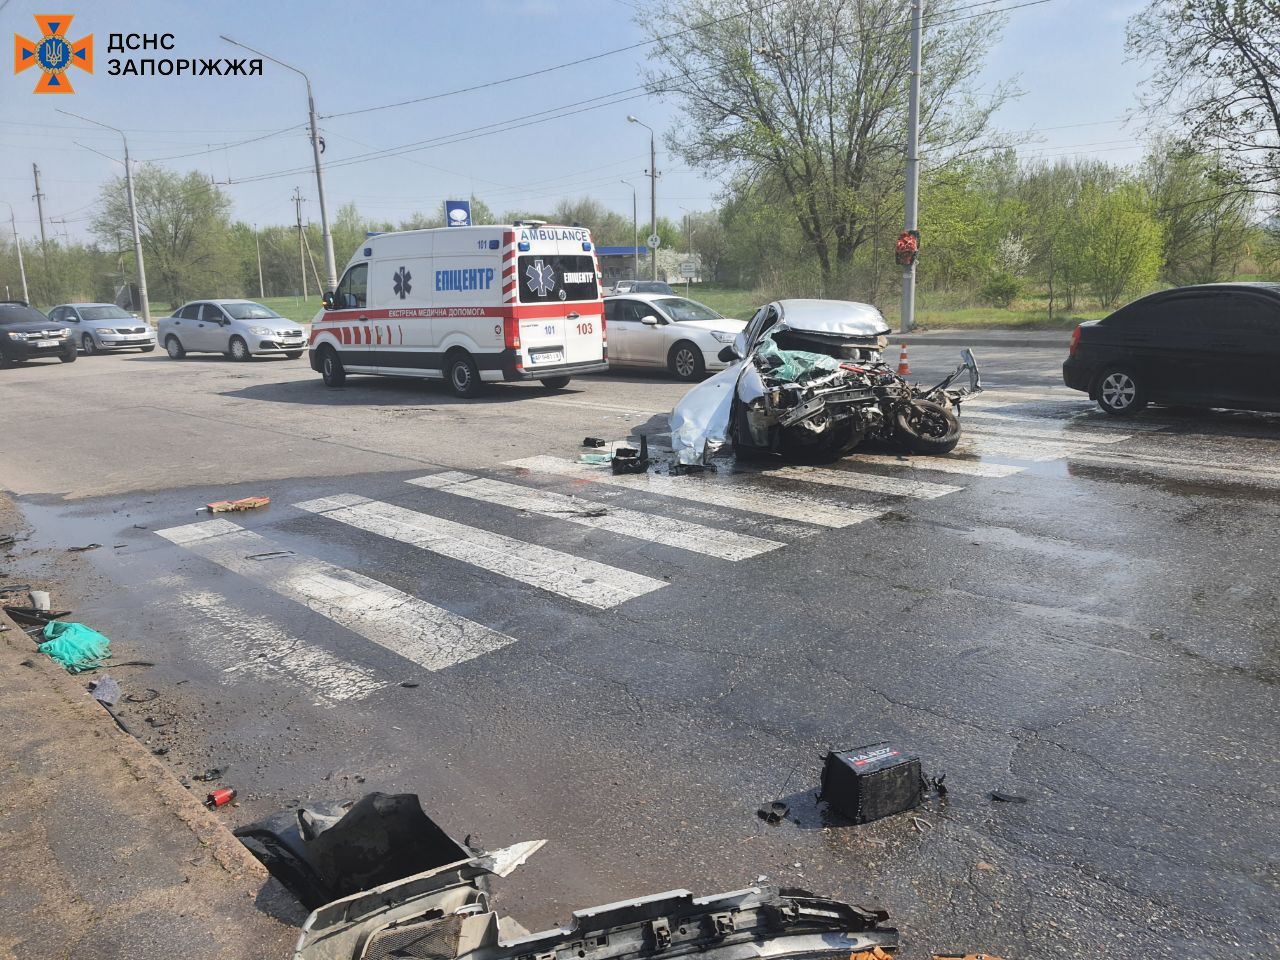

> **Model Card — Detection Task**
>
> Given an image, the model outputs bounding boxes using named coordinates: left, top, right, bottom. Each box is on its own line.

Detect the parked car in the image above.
left=0, top=301, right=76, bottom=366
left=612, top=279, right=676, bottom=295
left=1063, top=282, right=1280, bottom=415
left=604, top=293, right=746, bottom=380
left=158, top=300, right=306, bottom=360
left=49, top=302, right=155, bottom=354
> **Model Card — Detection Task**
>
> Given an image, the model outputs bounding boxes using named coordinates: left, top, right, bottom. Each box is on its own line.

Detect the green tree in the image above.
left=92, top=167, right=234, bottom=308
left=646, top=0, right=1016, bottom=293
left=1144, top=141, right=1252, bottom=284
left=1129, top=0, right=1280, bottom=196
left=1068, top=181, right=1164, bottom=309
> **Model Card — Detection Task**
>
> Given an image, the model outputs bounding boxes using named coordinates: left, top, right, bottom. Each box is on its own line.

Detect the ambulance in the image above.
left=309, top=222, right=608, bottom=396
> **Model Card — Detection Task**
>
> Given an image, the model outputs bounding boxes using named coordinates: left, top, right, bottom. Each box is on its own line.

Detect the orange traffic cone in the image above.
left=897, top=343, right=910, bottom=376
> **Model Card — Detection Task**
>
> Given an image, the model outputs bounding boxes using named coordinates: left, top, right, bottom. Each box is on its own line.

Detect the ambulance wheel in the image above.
left=447, top=351, right=483, bottom=398
left=539, top=376, right=571, bottom=390
left=319, top=347, right=346, bottom=387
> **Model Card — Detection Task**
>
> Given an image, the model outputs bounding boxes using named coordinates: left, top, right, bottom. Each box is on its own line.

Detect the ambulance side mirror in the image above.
left=322, top=291, right=337, bottom=310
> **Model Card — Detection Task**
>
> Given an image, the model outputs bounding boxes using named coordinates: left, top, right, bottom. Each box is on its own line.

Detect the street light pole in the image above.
left=58, top=109, right=150, bottom=322
left=901, top=0, right=923, bottom=335
left=627, top=116, right=658, bottom=281
left=620, top=179, right=638, bottom=279
left=0, top=202, right=30, bottom=305
left=222, top=36, right=338, bottom=292
left=254, top=223, right=265, bottom=298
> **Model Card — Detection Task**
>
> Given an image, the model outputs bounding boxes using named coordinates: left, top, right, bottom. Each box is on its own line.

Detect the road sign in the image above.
left=680, top=261, right=697, bottom=278
left=647, top=233, right=661, bottom=249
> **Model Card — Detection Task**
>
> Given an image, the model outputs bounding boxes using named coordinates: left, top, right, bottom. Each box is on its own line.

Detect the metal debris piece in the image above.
left=200, top=496, right=270, bottom=514
left=988, top=791, right=1028, bottom=804
left=66, top=543, right=102, bottom=552
left=756, top=800, right=789, bottom=824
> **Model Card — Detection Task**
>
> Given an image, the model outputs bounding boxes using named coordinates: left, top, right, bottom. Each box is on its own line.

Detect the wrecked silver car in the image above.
left=670, top=299, right=981, bottom=465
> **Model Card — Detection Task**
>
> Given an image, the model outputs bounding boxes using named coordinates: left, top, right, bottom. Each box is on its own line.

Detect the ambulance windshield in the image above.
left=517, top=255, right=599, bottom=304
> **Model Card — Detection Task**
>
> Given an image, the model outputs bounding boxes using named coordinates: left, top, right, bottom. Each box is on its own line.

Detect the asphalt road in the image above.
left=3, top=344, right=1278, bottom=959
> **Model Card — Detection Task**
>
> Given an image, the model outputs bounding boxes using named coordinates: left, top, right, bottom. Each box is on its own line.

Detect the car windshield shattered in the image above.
left=670, top=299, right=981, bottom=464
left=655, top=297, right=723, bottom=322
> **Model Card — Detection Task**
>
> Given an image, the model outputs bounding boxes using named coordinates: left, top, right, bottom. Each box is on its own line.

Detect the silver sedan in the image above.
left=49, top=303, right=156, bottom=355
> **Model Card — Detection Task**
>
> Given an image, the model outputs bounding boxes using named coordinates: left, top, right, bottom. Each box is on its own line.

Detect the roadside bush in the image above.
left=979, top=271, right=1022, bottom=308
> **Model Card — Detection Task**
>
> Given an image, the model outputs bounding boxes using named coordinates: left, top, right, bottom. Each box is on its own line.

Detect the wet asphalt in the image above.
left=2, top=344, right=1278, bottom=958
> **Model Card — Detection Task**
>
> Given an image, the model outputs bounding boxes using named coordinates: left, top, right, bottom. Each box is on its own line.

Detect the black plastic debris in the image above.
left=235, top=792, right=472, bottom=909
left=66, top=543, right=102, bottom=553
left=582, top=437, right=606, bottom=447
left=611, top=435, right=650, bottom=474
left=820, top=741, right=924, bottom=824
left=988, top=790, right=1028, bottom=804
left=3, top=605, right=71, bottom=627
left=757, top=800, right=789, bottom=824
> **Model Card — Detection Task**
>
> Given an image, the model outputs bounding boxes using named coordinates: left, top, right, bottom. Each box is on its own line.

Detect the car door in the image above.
left=603, top=300, right=629, bottom=364
left=1212, top=292, right=1280, bottom=407
left=168, top=302, right=202, bottom=347
left=194, top=303, right=226, bottom=351
left=607, top=299, right=645, bottom=365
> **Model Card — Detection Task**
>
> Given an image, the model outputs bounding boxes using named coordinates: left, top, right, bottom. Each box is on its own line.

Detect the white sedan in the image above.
left=603, top=294, right=746, bottom=381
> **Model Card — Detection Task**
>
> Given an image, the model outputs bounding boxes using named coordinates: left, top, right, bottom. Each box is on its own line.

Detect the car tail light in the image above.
left=503, top=317, right=521, bottom=350
left=600, top=311, right=607, bottom=345
left=1069, top=325, right=1082, bottom=357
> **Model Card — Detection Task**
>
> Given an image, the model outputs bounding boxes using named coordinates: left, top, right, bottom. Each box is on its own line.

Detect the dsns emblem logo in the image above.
left=14, top=15, right=93, bottom=94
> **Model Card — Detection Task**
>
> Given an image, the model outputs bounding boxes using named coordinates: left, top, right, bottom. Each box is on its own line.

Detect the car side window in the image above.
left=201, top=304, right=225, bottom=324
left=621, top=300, right=649, bottom=323
left=1220, top=294, right=1279, bottom=334
left=604, top=300, right=620, bottom=324
left=48, top=307, right=64, bottom=322
left=179, top=303, right=201, bottom=320
left=1155, top=295, right=1216, bottom=334
left=336, top=263, right=368, bottom=309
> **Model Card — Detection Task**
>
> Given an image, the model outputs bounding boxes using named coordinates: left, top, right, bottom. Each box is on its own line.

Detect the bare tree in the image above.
left=1128, top=0, right=1280, bottom=196
left=645, top=0, right=1015, bottom=293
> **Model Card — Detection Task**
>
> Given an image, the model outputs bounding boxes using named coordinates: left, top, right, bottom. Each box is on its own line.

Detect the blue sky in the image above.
left=0, top=0, right=1154, bottom=245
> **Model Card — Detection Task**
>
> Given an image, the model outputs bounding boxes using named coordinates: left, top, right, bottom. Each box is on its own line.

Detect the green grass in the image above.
left=679, top=284, right=762, bottom=319
left=913, top=306, right=1106, bottom=330
left=260, top=295, right=324, bottom=324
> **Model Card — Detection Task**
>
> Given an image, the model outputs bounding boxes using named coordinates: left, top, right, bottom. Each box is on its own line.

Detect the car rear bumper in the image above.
left=1062, top=357, right=1095, bottom=395
left=501, top=355, right=609, bottom=381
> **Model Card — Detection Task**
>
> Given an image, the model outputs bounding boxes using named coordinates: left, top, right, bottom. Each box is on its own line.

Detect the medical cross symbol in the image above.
left=525, top=259, right=555, bottom=297
left=13, top=14, right=93, bottom=94
left=393, top=266, right=412, bottom=299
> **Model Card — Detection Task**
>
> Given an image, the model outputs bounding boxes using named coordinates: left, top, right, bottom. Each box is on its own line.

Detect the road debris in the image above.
left=578, top=453, right=611, bottom=465
left=582, top=436, right=606, bottom=447
left=820, top=741, right=924, bottom=824
left=199, top=495, right=270, bottom=514
left=192, top=767, right=225, bottom=782
left=28, top=589, right=50, bottom=610
left=88, top=674, right=121, bottom=706
left=988, top=791, right=1028, bottom=804
left=66, top=543, right=102, bottom=552
left=611, top=435, right=650, bottom=474
left=235, top=791, right=474, bottom=909
left=757, top=800, right=789, bottom=824
left=205, top=787, right=237, bottom=808
left=4, top=604, right=72, bottom=627
left=124, top=687, right=159, bottom=703
left=37, top=621, right=111, bottom=673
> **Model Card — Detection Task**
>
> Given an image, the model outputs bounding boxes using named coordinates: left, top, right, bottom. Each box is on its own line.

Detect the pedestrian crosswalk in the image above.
left=154, top=393, right=1278, bottom=697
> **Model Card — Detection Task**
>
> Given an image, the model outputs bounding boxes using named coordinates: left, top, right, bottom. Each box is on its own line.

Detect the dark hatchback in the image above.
left=0, top=302, right=77, bottom=366
left=1063, top=282, right=1280, bottom=416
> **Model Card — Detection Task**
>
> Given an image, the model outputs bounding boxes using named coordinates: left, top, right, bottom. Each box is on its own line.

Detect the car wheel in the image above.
left=59, top=345, right=78, bottom=364
left=539, top=376, right=571, bottom=390
left=1095, top=368, right=1147, bottom=416
left=447, top=351, right=483, bottom=398
left=140, top=345, right=155, bottom=353
left=668, top=341, right=705, bottom=381
left=165, top=336, right=186, bottom=359
left=229, top=336, right=251, bottom=361
left=81, top=334, right=97, bottom=356
left=285, top=350, right=303, bottom=360
left=893, top=399, right=960, bottom=454
left=319, top=347, right=346, bottom=387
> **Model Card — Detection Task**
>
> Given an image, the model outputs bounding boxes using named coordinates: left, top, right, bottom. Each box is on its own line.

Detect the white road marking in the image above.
left=156, top=519, right=516, bottom=672
left=847, top=453, right=1025, bottom=478
left=178, top=590, right=387, bottom=704
left=1067, top=448, right=1280, bottom=487
left=960, top=435, right=1091, bottom=462
left=741, top=464, right=962, bottom=498
left=507, top=456, right=883, bottom=528
left=296, top=493, right=665, bottom=609
left=409, top=471, right=782, bottom=561
left=964, top=419, right=1130, bottom=444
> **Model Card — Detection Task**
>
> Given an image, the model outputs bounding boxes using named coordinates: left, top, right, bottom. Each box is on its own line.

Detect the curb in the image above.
left=0, top=609, right=274, bottom=885
left=897, top=336, right=1070, bottom=349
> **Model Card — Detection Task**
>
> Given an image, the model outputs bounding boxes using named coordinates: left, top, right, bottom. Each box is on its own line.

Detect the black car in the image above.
left=1063, top=282, right=1280, bottom=416
left=0, top=301, right=77, bottom=366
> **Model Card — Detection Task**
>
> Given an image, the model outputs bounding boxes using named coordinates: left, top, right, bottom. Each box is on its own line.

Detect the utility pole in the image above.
left=620, top=179, right=638, bottom=280
left=222, top=37, right=338, bottom=292
left=628, top=115, right=659, bottom=281
left=254, top=224, right=265, bottom=299
left=58, top=110, right=151, bottom=322
left=32, top=163, right=49, bottom=259
left=293, top=188, right=308, bottom=299
left=1, top=202, right=30, bottom=304
left=683, top=209, right=691, bottom=297
left=900, top=0, right=923, bottom=335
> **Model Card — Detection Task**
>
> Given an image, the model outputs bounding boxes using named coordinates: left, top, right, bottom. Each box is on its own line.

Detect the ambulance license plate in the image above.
left=529, top=348, right=564, bottom=365
left=36, top=339, right=57, bottom=348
